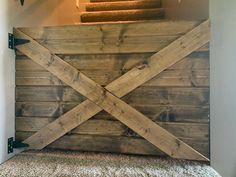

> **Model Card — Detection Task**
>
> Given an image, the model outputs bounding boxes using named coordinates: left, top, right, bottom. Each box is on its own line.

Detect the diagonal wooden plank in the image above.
left=14, top=20, right=210, bottom=161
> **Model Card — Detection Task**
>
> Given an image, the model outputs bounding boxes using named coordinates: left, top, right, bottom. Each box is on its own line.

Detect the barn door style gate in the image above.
left=14, top=20, right=210, bottom=161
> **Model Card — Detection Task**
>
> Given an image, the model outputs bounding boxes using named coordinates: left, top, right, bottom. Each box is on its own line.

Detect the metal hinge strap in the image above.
left=8, top=33, right=30, bottom=50
left=8, top=137, right=29, bottom=154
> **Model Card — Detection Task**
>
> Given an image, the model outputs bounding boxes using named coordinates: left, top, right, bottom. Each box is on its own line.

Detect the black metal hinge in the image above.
left=8, top=137, right=29, bottom=154
left=8, top=33, right=30, bottom=50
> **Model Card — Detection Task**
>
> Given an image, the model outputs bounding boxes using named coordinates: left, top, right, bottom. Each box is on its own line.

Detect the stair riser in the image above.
left=81, top=9, right=165, bottom=23
left=86, top=0, right=161, bottom=11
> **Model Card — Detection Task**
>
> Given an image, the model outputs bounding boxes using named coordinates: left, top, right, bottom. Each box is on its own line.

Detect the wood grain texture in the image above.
left=36, top=35, right=176, bottom=54
left=16, top=52, right=209, bottom=87
left=16, top=70, right=209, bottom=87
left=17, top=21, right=204, bottom=54
left=16, top=132, right=209, bottom=157
left=16, top=86, right=209, bottom=106
left=18, top=21, right=201, bottom=39
left=14, top=20, right=208, bottom=161
left=16, top=118, right=209, bottom=139
left=15, top=102, right=210, bottom=123
left=16, top=51, right=209, bottom=71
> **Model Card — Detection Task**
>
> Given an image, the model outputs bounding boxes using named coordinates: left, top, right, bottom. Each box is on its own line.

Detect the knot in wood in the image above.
left=47, top=54, right=56, bottom=67
left=136, top=61, right=149, bottom=70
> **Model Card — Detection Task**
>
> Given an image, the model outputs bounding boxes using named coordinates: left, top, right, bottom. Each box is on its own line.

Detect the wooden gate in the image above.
left=15, top=20, right=210, bottom=161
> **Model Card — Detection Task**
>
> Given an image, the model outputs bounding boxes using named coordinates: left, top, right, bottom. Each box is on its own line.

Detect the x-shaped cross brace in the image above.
left=14, top=20, right=210, bottom=161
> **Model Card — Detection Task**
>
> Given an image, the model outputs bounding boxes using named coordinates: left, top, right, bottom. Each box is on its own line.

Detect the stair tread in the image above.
left=90, top=0, right=136, bottom=2
left=81, top=8, right=165, bottom=23
left=77, top=19, right=165, bottom=25
left=86, top=0, right=161, bottom=11
left=82, top=8, right=165, bottom=15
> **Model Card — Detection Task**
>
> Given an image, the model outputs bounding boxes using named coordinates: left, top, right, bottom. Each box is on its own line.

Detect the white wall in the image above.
left=0, top=0, right=82, bottom=164
left=0, top=0, right=15, bottom=164
left=210, top=1, right=236, bottom=177
left=162, top=0, right=209, bottom=20
left=9, top=0, right=89, bottom=27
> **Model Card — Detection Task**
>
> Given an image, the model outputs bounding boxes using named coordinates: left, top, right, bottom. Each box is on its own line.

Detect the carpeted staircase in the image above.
left=81, top=0, right=165, bottom=23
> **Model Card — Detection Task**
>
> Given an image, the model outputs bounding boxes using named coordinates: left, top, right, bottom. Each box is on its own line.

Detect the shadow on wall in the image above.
left=162, top=0, right=209, bottom=20
left=9, top=0, right=60, bottom=27
left=9, top=0, right=90, bottom=27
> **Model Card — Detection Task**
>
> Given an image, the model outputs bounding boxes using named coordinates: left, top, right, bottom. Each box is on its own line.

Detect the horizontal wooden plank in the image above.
left=16, top=69, right=209, bottom=87
left=16, top=52, right=209, bottom=87
left=15, top=102, right=209, bottom=122
left=16, top=132, right=209, bottom=157
left=17, top=21, right=202, bottom=40
left=16, top=132, right=163, bottom=155
left=16, top=86, right=209, bottom=106
left=144, top=70, right=209, bottom=87
left=16, top=52, right=209, bottom=72
left=131, top=104, right=210, bottom=122
left=16, top=102, right=63, bottom=118
left=16, top=70, right=121, bottom=86
left=16, top=71, right=63, bottom=86
left=53, top=135, right=209, bottom=158
left=123, top=87, right=209, bottom=105
left=16, top=118, right=209, bottom=139
left=14, top=43, right=209, bottom=56
left=72, top=104, right=210, bottom=123
left=16, top=118, right=125, bottom=136
left=35, top=35, right=178, bottom=54
left=16, top=21, right=205, bottom=54
left=15, top=53, right=152, bottom=71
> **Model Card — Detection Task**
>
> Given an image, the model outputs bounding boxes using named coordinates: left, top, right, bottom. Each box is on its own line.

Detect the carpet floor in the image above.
left=0, top=150, right=220, bottom=177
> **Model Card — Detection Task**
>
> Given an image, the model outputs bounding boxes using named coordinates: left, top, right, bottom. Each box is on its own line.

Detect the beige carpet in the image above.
left=0, top=150, right=220, bottom=177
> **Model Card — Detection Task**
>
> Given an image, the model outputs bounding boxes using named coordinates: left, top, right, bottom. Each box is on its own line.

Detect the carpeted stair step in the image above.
left=90, top=0, right=134, bottom=3
left=81, top=8, right=165, bottom=23
left=86, top=0, right=161, bottom=11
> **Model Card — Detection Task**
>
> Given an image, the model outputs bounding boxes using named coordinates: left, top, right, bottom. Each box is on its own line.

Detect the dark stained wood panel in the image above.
left=15, top=20, right=210, bottom=159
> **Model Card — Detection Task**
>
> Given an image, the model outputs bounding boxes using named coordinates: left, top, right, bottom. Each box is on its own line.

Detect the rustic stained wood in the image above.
left=16, top=118, right=209, bottom=139
left=16, top=70, right=209, bottom=87
left=16, top=87, right=209, bottom=106
left=18, top=21, right=201, bottom=39
left=16, top=132, right=209, bottom=157
left=15, top=102, right=210, bottom=123
left=14, top=19, right=208, bottom=160
left=16, top=52, right=209, bottom=71
left=17, top=21, right=205, bottom=54
left=16, top=52, right=209, bottom=87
